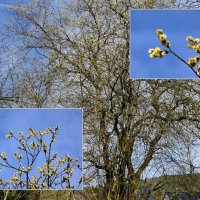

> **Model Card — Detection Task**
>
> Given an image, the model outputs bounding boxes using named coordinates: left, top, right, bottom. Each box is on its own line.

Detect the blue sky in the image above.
left=0, top=1, right=13, bottom=24
left=130, top=10, right=200, bottom=79
left=0, top=108, right=83, bottom=189
left=0, top=0, right=30, bottom=21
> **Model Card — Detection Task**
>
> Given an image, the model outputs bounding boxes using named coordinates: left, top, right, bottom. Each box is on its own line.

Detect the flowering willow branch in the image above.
left=0, top=127, right=82, bottom=189
left=148, top=29, right=200, bottom=78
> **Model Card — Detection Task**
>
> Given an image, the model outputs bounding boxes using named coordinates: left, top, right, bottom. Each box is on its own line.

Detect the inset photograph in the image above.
left=130, top=10, right=200, bottom=79
left=0, top=109, right=82, bottom=190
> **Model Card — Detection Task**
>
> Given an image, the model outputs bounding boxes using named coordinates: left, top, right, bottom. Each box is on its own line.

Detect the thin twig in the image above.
left=167, top=47, right=200, bottom=78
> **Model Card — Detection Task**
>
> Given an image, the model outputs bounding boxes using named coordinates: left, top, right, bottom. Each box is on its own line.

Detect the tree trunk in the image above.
left=129, top=176, right=140, bottom=200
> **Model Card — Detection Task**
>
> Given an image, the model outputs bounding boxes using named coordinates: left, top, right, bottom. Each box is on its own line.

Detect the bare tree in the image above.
left=1, top=0, right=200, bottom=199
